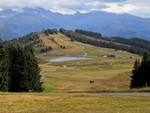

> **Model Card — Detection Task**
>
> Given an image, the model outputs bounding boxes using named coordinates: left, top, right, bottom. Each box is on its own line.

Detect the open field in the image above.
left=0, top=93, right=150, bottom=113
left=41, top=63, right=132, bottom=93
left=35, top=33, right=143, bottom=93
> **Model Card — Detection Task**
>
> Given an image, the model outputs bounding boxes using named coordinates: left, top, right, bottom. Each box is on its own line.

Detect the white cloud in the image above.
left=102, top=3, right=137, bottom=14
left=0, top=8, right=3, bottom=11
left=0, top=0, right=150, bottom=18
left=0, top=0, right=107, bottom=14
left=45, top=0, right=108, bottom=14
left=102, top=0, right=150, bottom=18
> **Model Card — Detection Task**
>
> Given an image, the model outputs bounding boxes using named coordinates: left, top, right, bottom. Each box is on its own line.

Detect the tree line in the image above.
left=111, top=37, right=150, bottom=51
left=0, top=42, right=43, bottom=92
left=75, top=29, right=150, bottom=51
left=60, top=29, right=150, bottom=55
left=75, top=29, right=103, bottom=40
left=44, top=29, right=58, bottom=36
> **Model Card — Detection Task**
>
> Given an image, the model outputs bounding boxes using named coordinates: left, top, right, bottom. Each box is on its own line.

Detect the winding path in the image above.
left=81, top=46, right=87, bottom=56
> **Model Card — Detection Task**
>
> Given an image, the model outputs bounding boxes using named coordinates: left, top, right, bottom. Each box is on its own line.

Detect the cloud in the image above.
left=0, top=0, right=107, bottom=14
left=100, top=0, right=127, bottom=3
left=40, top=0, right=108, bottom=14
left=102, top=3, right=136, bottom=14
left=102, top=0, right=150, bottom=18
left=0, top=0, right=149, bottom=18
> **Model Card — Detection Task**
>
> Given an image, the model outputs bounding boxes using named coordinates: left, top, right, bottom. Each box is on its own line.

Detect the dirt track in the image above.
left=65, top=92, right=150, bottom=96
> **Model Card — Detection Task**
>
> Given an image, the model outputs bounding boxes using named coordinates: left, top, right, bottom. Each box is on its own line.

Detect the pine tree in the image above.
left=7, top=45, right=26, bottom=92
left=147, top=59, right=150, bottom=86
left=0, top=43, right=10, bottom=91
left=130, top=59, right=141, bottom=88
left=23, top=46, right=44, bottom=92
left=1, top=44, right=44, bottom=92
left=140, top=52, right=150, bottom=86
left=130, top=52, right=150, bottom=88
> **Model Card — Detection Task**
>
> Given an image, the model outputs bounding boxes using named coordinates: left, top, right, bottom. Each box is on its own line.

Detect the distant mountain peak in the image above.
left=0, top=7, right=150, bottom=40
left=0, top=24, right=20, bottom=40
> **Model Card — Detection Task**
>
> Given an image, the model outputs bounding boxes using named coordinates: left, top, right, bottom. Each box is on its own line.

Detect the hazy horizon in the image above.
left=0, top=0, right=150, bottom=18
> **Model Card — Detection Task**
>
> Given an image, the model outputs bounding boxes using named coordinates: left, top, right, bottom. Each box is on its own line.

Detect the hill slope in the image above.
left=13, top=29, right=150, bottom=56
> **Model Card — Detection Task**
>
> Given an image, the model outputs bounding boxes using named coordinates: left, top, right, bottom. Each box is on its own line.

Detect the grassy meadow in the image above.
left=0, top=93, right=150, bottom=113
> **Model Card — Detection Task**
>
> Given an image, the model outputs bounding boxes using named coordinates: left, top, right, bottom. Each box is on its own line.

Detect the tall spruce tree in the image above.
left=140, top=52, right=150, bottom=86
left=0, top=44, right=43, bottom=92
left=130, top=52, right=150, bottom=88
left=0, top=43, right=10, bottom=91
left=23, top=46, right=44, bottom=92
left=130, top=59, right=142, bottom=88
left=7, top=45, right=26, bottom=92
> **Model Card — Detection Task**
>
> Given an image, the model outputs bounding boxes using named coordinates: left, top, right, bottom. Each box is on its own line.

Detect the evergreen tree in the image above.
left=130, top=59, right=142, bottom=88
left=140, top=52, right=150, bottom=86
left=23, top=46, right=44, bottom=92
left=7, top=45, right=26, bottom=92
left=0, top=44, right=43, bottom=92
left=0, top=43, right=10, bottom=91
left=130, top=52, right=150, bottom=88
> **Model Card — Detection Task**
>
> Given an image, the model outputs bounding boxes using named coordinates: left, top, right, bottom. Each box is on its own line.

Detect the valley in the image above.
left=23, top=30, right=141, bottom=93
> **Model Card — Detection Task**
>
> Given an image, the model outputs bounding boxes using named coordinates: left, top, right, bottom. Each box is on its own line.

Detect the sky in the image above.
left=0, top=0, right=150, bottom=18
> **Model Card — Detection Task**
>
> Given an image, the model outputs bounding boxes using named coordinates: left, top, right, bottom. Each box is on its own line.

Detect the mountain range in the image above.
left=0, top=24, right=20, bottom=40
left=0, top=8, right=150, bottom=40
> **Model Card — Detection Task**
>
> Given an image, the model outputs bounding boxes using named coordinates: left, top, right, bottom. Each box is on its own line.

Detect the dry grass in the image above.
left=36, top=33, right=142, bottom=93
left=53, top=33, right=73, bottom=47
left=39, top=32, right=55, bottom=47
left=41, top=63, right=132, bottom=93
left=0, top=93, right=150, bottom=113
left=33, top=32, right=144, bottom=93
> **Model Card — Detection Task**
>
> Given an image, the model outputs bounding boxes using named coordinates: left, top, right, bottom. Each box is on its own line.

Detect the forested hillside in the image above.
left=5, top=28, right=150, bottom=56
left=60, top=29, right=150, bottom=55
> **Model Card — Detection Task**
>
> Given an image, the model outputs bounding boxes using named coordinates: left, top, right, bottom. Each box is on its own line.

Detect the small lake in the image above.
left=49, top=56, right=91, bottom=62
